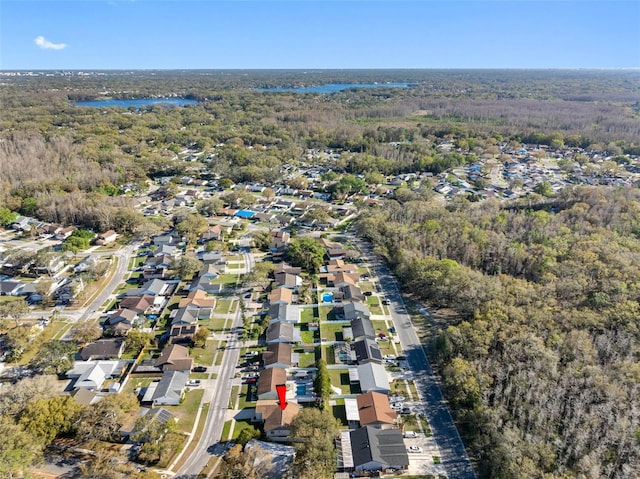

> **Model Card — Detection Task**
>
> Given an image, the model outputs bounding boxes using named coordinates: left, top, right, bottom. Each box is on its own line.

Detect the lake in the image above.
left=75, top=98, right=198, bottom=108
left=258, top=82, right=412, bottom=93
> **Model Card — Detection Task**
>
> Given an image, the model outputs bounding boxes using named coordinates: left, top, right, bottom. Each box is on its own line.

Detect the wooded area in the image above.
left=357, top=187, right=640, bottom=478
left=1, top=69, right=639, bottom=478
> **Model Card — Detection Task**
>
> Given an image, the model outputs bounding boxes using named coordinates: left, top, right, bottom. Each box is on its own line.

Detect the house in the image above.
left=55, top=226, right=76, bottom=240
left=273, top=199, right=295, bottom=211
left=352, top=338, right=383, bottom=365
left=79, top=338, right=125, bottom=361
left=152, top=232, right=181, bottom=246
left=71, top=388, right=100, bottom=406
left=340, top=284, right=365, bottom=303
left=349, top=426, right=409, bottom=473
left=350, top=317, right=375, bottom=341
left=11, top=216, right=33, bottom=231
left=343, top=302, right=371, bottom=322
left=327, top=248, right=348, bottom=260
left=323, top=259, right=359, bottom=274
left=0, top=280, right=24, bottom=296
left=66, top=360, right=123, bottom=391
left=148, top=370, right=189, bottom=406
left=265, top=322, right=299, bottom=344
left=199, top=225, right=225, bottom=243
left=269, top=230, right=290, bottom=252
left=96, top=230, right=118, bottom=245
left=262, top=343, right=293, bottom=369
left=356, top=363, right=391, bottom=394
left=328, top=272, right=360, bottom=288
left=253, top=400, right=300, bottom=441
left=273, top=262, right=302, bottom=276
left=189, top=275, right=224, bottom=294
left=274, top=272, right=302, bottom=290
left=268, top=303, right=299, bottom=324
left=125, top=279, right=171, bottom=301
left=199, top=251, right=225, bottom=265
left=257, top=367, right=288, bottom=400
left=119, top=295, right=155, bottom=315
left=169, top=305, right=200, bottom=343
left=200, top=263, right=221, bottom=279
left=356, top=392, right=398, bottom=428
left=104, top=308, right=137, bottom=335
left=244, top=440, right=296, bottom=479
left=178, top=289, right=216, bottom=310
left=154, top=344, right=193, bottom=372
left=125, top=407, right=177, bottom=441
left=74, top=256, right=97, bottom=273
left=268, top=287, right=293, bottom=305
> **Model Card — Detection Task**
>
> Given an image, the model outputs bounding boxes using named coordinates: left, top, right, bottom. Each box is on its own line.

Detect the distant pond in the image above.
left=74, top=98, right=198, bottom=108
left=258, top=83, right=412, bottom=93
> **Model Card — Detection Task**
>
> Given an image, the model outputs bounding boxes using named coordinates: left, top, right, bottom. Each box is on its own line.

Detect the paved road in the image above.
left=58, top=241, right=139, bottom=339
left=355, top=237, right=477, bottom=479
left=174, top=305, right=244, bottom=478
left=174, top=249, right=255, bottom=478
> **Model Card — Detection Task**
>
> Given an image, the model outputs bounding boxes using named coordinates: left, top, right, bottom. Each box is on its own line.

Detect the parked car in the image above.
left=400, top=407, right=412, bottom=415
left=382, top=299, right=391, bottom=305
left=403, top=431, right=418, bottom=438
left=192, top=366, right=207, bottom=373
left=407, top=446, right=423, bottom=453
left=187, top=379, right=201, bottom=386
left=363, top=291, right=373, bottom=296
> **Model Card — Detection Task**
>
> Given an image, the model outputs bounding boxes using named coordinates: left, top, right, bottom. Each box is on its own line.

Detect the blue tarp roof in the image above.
left=235, top=210, right=255, bottom=218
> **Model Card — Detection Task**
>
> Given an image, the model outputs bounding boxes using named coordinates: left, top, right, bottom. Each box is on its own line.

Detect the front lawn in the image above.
left=165, top=388, right=205, bottom=433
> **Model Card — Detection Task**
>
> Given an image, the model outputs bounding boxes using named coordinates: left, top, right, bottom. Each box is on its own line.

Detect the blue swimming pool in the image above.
left=322, top=292, right=334, bottom=303
left=296, top=384, right=306, bottom=396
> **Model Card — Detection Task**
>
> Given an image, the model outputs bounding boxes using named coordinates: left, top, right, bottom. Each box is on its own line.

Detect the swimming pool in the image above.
left=322, top=292, right=334, bottom=303
left=296, top=384, right=307, bottom=396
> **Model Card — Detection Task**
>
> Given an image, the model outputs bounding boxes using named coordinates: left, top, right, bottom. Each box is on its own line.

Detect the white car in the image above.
left=407, top=446, right=423, bottom=453
left=403, top=431, right=417, bottom=438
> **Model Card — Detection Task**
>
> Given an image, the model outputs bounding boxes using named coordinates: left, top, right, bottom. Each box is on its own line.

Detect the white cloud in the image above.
left=34, top=36, right=67, bottom=51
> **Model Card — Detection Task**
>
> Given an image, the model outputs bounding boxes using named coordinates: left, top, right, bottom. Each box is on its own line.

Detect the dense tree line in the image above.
left=357, top=186, right=640, bottom=478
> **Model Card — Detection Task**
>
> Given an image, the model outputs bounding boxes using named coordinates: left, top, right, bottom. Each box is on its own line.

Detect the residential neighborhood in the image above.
left=1, top=137, right=637, bottom=479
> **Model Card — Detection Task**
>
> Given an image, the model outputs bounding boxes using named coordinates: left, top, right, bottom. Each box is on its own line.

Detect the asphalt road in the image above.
left=174, top=249, right=255, bottom=478
left=59, top=241, right=139, bottom=339
left=356, top=237, right=478, bottom=479
left=174, top=305, right=244, bottom=478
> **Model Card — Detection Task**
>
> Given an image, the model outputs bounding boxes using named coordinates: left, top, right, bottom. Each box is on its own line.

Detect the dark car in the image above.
left=363, top=291, right=373, bottom=296
left=192, top=366, right=207, bottom=373
left=400, top=407, right=412, bottom=415
left=382, top=299, right=391, bottom=305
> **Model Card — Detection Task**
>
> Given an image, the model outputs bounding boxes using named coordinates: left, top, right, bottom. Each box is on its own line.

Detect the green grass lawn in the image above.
left=238, top=384, right=257, bottom=410
left=372, top=320, right=388, bottom=333
left=367, top=296, right=383, bottom=315
left=300, top=329, right=315, bottom=344
left=165, top=388, right=205, bottom=433
left=320, top=322, right=345, bottom=342
left=210, top=273, right=239, bottom=287
left=190, top=339, right=217, bottom=365
left=200, top=316, right=228, bottom=332
left=226, top=263, right=242, bottom=270
left=297, top=351, right=316, bottom=368
left=230, top=419, right=257, bottom=441
left=322, top=344, right=335, bottom=365
left=318, top=306, right=331, bottom=321
left=359, top=281, right=374, bottom=293
left=214, top=298, right=235, bottom=314
left=299, top=306, right=317, bottom=323
left=328, top=369, right=352, bottom=395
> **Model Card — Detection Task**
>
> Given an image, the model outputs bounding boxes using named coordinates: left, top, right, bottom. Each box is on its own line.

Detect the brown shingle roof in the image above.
left=263, top=343, right=292, bottom=368
left=356, top=391, right=398, bottom=426
left=257, top=368, right=287, bottom=397
left=255, top=400, right=300, bottom=433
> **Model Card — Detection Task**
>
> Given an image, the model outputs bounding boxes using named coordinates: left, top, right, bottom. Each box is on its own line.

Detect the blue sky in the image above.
left=1, top=1, right=639, bottom=69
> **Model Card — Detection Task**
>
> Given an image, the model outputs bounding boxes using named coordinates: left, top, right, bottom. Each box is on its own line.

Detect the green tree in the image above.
left=77, top=393, right=139, bottom=442
left=114, top=208, right=144, bottom=234
left=0, top=417, right=43, bottom=479
left=124, top=330, right=154, bottom=354
left=290, top=407, right=340, bottom=479
left=30, top=340, right=76, bottom=375
left=193, top=327, right=210, bottom=348
left=0, top=299, right=30, bottom=327
left=314, top=359, right=332, bottom=406
left=175, top=213, right=208, bottom=245
left=70, top=322, right=102, bottom=345
left=169, top=253, right=202, bottom=279
left=287, top=237, right=325, bottom=274
left=251, top=230, right=271, bottom=251
left=533, top=181, right=554, bottom=197
left=0, top=207, right=18, bottom=227
left=19, top=395, right=82, bottom=444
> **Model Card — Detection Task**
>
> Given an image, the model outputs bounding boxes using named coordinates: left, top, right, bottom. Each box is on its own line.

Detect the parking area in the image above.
left=404, top=431, right=448, bottom=477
